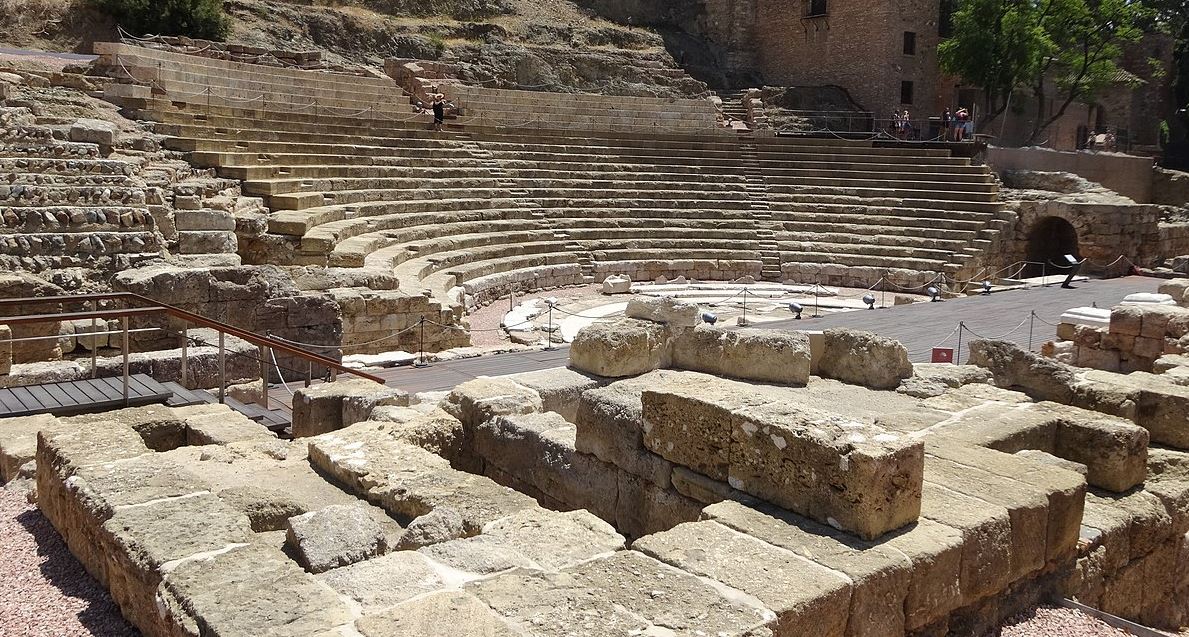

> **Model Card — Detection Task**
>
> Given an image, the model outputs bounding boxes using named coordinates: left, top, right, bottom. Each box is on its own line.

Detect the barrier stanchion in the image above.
left=956, top=322, right=964, bottom=365
left=414, top=316, right=428, bottom=368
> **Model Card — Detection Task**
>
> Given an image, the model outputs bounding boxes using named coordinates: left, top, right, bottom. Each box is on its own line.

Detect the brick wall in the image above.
left=750, top=0, right=947, bottom=120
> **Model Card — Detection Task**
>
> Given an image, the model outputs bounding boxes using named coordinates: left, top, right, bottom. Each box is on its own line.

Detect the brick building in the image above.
left=699, top=0, right=960, bottom=125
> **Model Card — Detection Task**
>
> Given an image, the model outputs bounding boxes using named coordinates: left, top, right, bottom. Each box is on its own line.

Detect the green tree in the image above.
left=94, top=0, right=231, bottom=40
left=938, top=0, right=1051, bottom=133
left=1142, top=0, right=1189, bottom=166
left=940, top=0, right=1146, bottom=143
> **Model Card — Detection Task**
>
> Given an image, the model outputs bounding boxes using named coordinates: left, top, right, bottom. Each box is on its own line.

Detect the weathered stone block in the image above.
left=574, top=372, right=675, bottom=488
left=286, top=502, right=388, bottom=574
left=160, top=543, right=353, bottom=636
left=69, top=117, right=118, bottom=145
left=292, top=378, right=408, bottom=438
left=356, top=590, right=523, bottom=636
left=918, top=481, right=1013, bottom=603
left=643, top=387, right=923, bottom=540
left=818, top=329, right=912, bottom=390
left=615, top=470, right=703, bottom=539
left=497, top=367, right=603, bottom=422
left=634, top=520, right=853, bottom=637
left=625, top=295, right=699, bottom=327
left=443, top=377, right=542, bottom=431
left=0, top=324, right=11, bottom=375
left=318, top=550, right=448, bottom=612
left=476, top=412, right=618, bottom=522
left=568, top=318, right=671, bottom=377
left=670, top=325, right=811, bottom=385
left=968, top=340, right=1077, bottom=403
left=703, top=500, right=912, bottom=637
left=467, top=550, right=775, bottom=634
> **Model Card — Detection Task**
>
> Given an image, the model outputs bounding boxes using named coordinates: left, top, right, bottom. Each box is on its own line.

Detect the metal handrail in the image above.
left=0, top=292, right=384, bottom=384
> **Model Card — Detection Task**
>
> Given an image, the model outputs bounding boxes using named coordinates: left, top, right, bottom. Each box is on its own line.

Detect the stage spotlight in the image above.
left=981, top=280, right=992, bottom=295
left=702, top=312, right=718, bottom=325
left=546, top=297, right=558, bottom=306
left=927, top=286, right=941, bottom=302
left=862, top=293, right=876, bottom=310
left=788, top=302, right=803, bottom=320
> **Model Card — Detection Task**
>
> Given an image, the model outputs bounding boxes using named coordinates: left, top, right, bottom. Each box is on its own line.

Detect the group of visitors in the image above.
left=940, top=107, right=972, bottom=141
left=892, top=109, right=915, bottom=139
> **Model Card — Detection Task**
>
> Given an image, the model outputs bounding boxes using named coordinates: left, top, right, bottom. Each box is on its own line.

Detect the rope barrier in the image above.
left=270, top=347, right=295, bottom=396
left=959, top=316, right=1031, bottom=341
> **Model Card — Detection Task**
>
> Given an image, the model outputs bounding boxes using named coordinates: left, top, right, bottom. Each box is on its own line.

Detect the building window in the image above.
left=903, top=32, right=917, bottom=55
left=807, top=0, right=827, bottom=17
left=901, top=81, right=914, bottom=105
left=939, top=0, right=954, bottom=37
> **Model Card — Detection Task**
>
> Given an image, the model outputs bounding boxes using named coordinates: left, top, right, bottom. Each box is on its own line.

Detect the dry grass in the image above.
left=0, top=0, right=75, bottom=44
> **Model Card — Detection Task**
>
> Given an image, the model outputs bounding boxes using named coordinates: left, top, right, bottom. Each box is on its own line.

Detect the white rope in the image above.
left=269, top=347, right=295, bottom=396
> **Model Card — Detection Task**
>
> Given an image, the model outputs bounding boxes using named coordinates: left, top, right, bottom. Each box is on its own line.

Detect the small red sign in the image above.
left=931, top=348, right=955, bottom=364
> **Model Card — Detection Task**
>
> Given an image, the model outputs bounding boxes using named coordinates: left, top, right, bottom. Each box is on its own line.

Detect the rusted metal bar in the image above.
left=121, top=317, right=130, bottom=405
left=217, top=331, right=225, bottom=404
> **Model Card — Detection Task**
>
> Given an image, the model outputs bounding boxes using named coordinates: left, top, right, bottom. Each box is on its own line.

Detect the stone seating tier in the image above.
left=113, top=78, right=1006, bottom=304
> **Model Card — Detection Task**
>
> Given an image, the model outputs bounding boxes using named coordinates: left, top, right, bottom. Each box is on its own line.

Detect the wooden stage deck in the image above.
left=266, top=276, right=1163, bottom=407
left=0, top=373, right=172, bottom=417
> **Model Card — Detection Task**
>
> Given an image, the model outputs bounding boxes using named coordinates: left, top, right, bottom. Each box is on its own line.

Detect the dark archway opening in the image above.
left=1024, top=216, right=1079, bottom=278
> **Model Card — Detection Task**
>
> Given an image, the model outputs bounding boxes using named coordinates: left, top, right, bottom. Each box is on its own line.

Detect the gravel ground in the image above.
left=0, top=486, right=138, bottom=637
left=994, top=605, right=1159, bottom=637
left=466, top=284, right=604, bottom=347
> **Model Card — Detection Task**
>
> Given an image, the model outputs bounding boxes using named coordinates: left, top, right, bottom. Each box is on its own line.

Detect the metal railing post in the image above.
left=180, top=323, right=188, bottom=387
left=260, top=345, right=269, bottom=409
left=121, top=316, right=129, bottom=405
left=306, top=360, right=313, bottom=388
left=90, top=300, right=97, bottom=379
left=217, top=331, right=226, bottom=404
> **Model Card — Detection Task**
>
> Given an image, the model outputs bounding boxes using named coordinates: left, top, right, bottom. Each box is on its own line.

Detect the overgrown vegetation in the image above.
left=92, top=0, right=232, bottom=40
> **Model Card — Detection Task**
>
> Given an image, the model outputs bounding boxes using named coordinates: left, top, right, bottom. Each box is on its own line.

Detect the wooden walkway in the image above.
left=0, top=373, right=173, bottom=417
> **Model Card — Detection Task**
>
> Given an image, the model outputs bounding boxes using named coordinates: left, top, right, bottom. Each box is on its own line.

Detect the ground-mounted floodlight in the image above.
left=788, top=302, right=803, bottom=320
left=981, top=280, right=992, bottom=295
left=702, top=312, right=718, bottom=325
left=927, top=286, right=941, bottom=302
left=862, top=293, right=876, bottom=310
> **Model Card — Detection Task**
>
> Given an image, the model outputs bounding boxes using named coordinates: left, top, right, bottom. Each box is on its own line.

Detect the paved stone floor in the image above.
left=269, top=276, right=1161, bottom=401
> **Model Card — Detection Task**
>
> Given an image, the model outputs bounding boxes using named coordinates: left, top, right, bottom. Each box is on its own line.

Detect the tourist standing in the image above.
left=431, top=93, right=446, bottom=132
left=955, top=107, right=970, bottom=141
left=902, top=109, right=913, bottom=139
left=941, top=108, right=952, bottom=142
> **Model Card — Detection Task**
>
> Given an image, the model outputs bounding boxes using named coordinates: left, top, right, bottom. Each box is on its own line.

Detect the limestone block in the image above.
left=476, top=412, right=618, bottom=522
left=634, top=520, right=853, bottom=637
left=923, top=455, right=1048, bottom=580
left=217, top=485, right=308, bottom=532
left=178, top=230, right=237, bottom=254
left=670, top=465, right=735, bottom=505
left=286, top=503, right=389, bottom=574
left=880, top=518, right=965, bottom=631
left=70, top=318, right=109, bottom=351
left=0, top=413, right=59, bottom=482
left=69, top=118, right=118, bottom=145
left=818, top=329, right=912, bottom=390
left=466, top=550, right=775, bottom=634
left=927, top=440, right=1086, bottom=563
left=397, top=507, right=467, bottom=550
left=1110, top=305, right=1144, bottom=337
left=625, top=295, right=699, bottom=327
left=918, top=481, right=1013, bottom=603
left=498, top=367, right=602, bottom=422
left=643, top=388, right=924, bottom=540
left=356, top=590, right=523, bottom=637
left=1046, top=404, right=1148, bottom=492
left=601, top=274, right=631, bottom=294
left=318, top=550, right=449, bottom=612
left=568, top=318, right=671, bottom=377
left=174, top=209, right=236, bottom=231
left=615, top=470, right=703, bottom=539
left=1154, top=353, right=1189, bottom=373
left=670, top=325, right=811, bottom=385
left=0, top=324, right=10, bottom=375
left=1082, top=369, right=1189, bottom=449
left=293, top=378, right=408, bottom=438
left=442, top=377, right=543, bottom=431
left=307, top=433, right=537, bottom=535
left=574, top=373, right=674, bottom=488
left=160, top=543, right=353, bottom=637
left=968, top=340, right=1077, bottom=403
left=424, top=508, right=624, bottom=575
left=100, top=493, right=254, bottom=633
left=897, top=364, right=992, bottom=398
left=703, top=500, right=912, bottom=637
left=185, top=411, right=276, bottom=446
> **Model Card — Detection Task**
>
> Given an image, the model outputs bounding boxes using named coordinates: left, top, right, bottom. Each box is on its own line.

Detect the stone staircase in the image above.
left=94, top=42, right=1009, bottom=309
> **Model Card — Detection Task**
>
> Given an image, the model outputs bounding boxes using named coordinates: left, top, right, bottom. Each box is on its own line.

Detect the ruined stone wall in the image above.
left=988, top=147, right=1156, bottom=204
left=1051, top=298, right=1189, bottom=373
left=1002, top=200, right=1164, bottom=275
left=332, top=288, right=470, bottom=356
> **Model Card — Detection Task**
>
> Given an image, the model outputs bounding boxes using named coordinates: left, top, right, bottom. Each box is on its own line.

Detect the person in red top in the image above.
left=955, top=107, right=970, bottom=141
